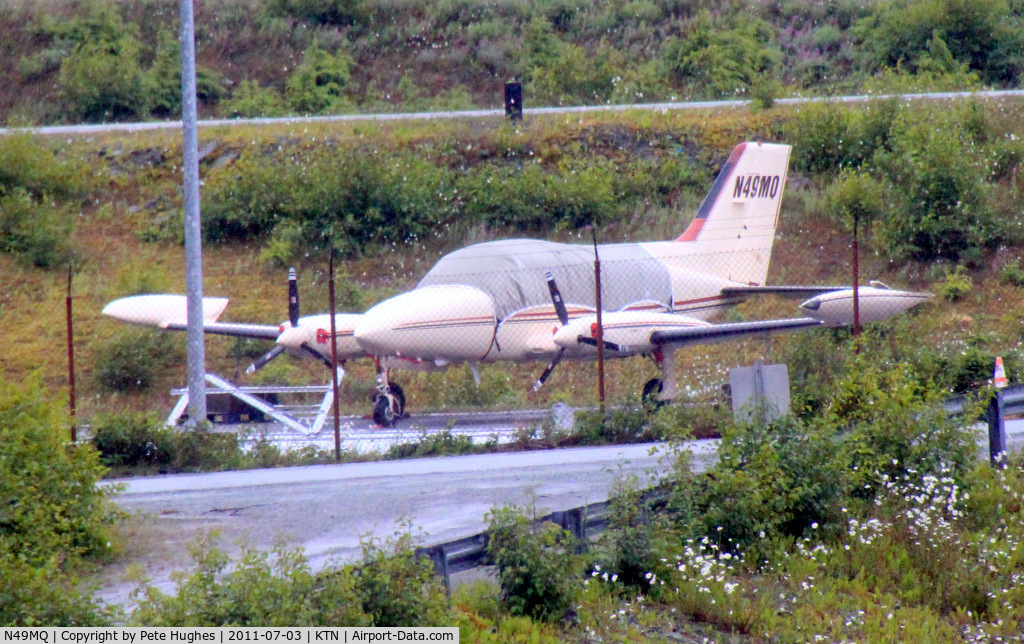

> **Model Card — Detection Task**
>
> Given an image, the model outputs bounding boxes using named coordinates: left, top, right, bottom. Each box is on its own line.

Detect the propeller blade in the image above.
left=532, top=348, right=565, bottom=391
left=288, top=267, right=299, bottom=327
left=301, top=342, right=335, bottom=370
left=545, top=271, right=569, bottom=326
left=246, top=344, right=286, bottom=374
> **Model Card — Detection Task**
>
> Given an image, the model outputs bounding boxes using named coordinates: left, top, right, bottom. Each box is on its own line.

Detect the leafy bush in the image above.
left=1, top=558, right=116, bottom=626
left=0, top=187, right=75, bottom=268
left=824, top=167, right=887, bottom=233
left=937, top=265, right=972, bottom=302
left=144, top=29, right=225, bottom=117
left=222, top=79, right=287, bottom=118
left=855, top=0, right=1024, bottom=86
left=0, top=375, right=117, bottom=566
left=786, top=97, right=899, bottom=173
left=0, top=132, right=87, bottom=267
left=90, top=411, right=176, bottom=471
left=531, top=41, right=619, bottom=106
left=673, top=359, right=977, bottom=558
left=596, top=483, right=675, bottom=595
left=873, top=106, right=1000, bottom=262
left=659, top=10, right=780, bottom=99
left=131, top=536, right=371, bottom=626
left=486, top=506, right=581, bottom=622
left=285, top=45, right=354, bottom=114
left=202, top=145, right=454, bottom=254
left=58, top=35, right=146, bottom=122
left=385, top=429, right=477, bottom=459
left=352, top=531, right=450, bottom=627
left=680, top=415, right=853, bottom=556
left=93, top=328, right=183, bottom=391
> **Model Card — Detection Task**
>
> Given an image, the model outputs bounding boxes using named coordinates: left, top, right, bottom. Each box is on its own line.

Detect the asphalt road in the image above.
left=94, top=418, right=1024, bottom=608
left=7, top=90, right=1024, bottom=137
left=97, top=439, right=718, bottom=606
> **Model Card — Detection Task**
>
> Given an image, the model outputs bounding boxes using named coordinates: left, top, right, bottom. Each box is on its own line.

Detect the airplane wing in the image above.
left=161, top=321, right=282, bottom=339
left=102, top=294, right=282, bottom=340
left=720, top=285, right=850, bottom=299
left=650, top=317, right=823, bottom=347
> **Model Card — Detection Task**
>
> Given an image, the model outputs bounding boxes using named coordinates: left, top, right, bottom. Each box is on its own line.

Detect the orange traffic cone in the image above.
left=994, top=356, right=1009, bottom=389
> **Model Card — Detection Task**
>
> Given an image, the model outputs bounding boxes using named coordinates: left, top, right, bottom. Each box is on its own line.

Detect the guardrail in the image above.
left=944, top=383, right=1024, bottom=464
left=416, top=384, right=1024, bottom=593
left=414, top=490, right=671, bottom=596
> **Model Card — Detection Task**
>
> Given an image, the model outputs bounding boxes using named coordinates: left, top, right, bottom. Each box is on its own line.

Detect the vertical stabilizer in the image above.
left=673, top=141, right=791, bottom=286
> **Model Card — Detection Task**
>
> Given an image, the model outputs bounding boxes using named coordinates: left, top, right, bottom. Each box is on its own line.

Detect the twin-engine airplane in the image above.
left=103, top=141, right=931, bottom=426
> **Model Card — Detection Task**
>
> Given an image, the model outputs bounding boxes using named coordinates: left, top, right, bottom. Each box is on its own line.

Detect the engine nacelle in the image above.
left=552, top=311, right=708, bottom=355
left=354, top=285, right=497, bottom=362
left=799, top=286, right=931, bottom=327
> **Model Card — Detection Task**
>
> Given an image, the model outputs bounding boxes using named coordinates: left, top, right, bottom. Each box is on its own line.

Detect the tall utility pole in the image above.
left=180, top=0, right=206, bottom=425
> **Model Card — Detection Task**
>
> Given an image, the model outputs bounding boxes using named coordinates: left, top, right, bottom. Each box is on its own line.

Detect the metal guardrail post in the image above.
left=418, top=544, right=451, bottom=599
left=988, top=390, right=1007, bottom=466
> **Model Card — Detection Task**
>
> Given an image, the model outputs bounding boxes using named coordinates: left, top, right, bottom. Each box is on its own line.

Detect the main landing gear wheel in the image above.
left=371, top=381, right=405, bottom=427
left=642, top=378, right=665, bottom=409
left=373, top=394, right=398, bottom=427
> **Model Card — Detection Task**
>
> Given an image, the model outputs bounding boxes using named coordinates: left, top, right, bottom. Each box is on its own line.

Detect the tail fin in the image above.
left=674, top=141, right=791, bottom=286
left=677, top=142, right=791, bottom=244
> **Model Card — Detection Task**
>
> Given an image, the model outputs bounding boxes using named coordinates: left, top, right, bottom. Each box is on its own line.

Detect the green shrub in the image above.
left=144, top=29, right=225, bottom=117
left=0, top=375, right=117, bottom=566
left=531, top=41, right=619, bottom=106
left=222, top=80, right=287, bottom=118
left=680, top=415, right=853, bottom=556
left=855, top=0, right=1024, bottom=86
left=285, top=45, right=354, bottom=114
left=90, top=411, right=176, bottom=471
left=353, top=531, right=450, bottom=627
left=203, top=145, right=454, bottom=254
left=824, top=167, right=887, bottom=233
left=999, top=258, right=1024, bottom=287
left=596, top=483, right=675, bottom=595
left=786, top=98, right=899, bottom=173
left=0, top=187, right=75, bottom=268
left=486, top=506, right=581, bottom=622
left=1, top=558, right=116, bottom=626
left=873, top=107, right=1000, bottom=262
left=826, top=357, right=977, bottom=487
left=659, top=10, right=780, bottom=99
left=58, top=35, right=146, bottom=122
left=937, top=265, right=973, bottom=302
left=131, top=536, right=371, bottom=626
left=385, top=429, right=477, bottom=459
left=93, top=328, right=183, bottom=391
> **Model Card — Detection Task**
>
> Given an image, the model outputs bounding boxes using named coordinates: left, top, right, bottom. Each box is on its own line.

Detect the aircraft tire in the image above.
left=372, top=382, right=406, bottom=419
left=642, top=378, right=665, bottom=409
left=373, top=394, right=397, bottom=427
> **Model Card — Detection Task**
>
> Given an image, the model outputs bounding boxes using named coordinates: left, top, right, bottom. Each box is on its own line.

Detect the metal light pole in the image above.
left=66, top=265, right=77, bottom=442
left=180, top=0, right=206, bottom=425
left=592, top=229, right=605, bottom=415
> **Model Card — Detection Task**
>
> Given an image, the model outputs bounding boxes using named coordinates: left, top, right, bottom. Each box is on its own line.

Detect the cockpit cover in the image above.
left=417, top=239, right=673, bottom=321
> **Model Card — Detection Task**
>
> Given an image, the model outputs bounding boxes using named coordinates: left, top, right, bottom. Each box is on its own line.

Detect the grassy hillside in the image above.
left=1, top=0, right=1022, bottom=125
left=4, top=96, right=1024, bottom=424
